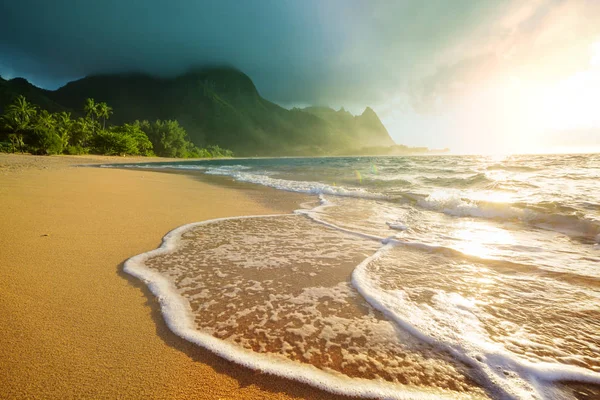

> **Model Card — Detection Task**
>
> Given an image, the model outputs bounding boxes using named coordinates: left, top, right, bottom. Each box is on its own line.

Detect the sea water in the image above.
left=112, top=154, right=600, bottom=399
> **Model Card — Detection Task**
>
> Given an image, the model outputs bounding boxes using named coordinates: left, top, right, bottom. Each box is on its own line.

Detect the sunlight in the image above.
left=528, top=39, right=600, bottom=137
left=591, top=40, right=600, bottom=67
left=452, top=221, right=515, bottom=259
left=468, top=189, right=514, bottom=204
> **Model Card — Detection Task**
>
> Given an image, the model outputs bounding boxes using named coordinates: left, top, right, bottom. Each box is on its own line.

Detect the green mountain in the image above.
left=1, top=67, right=395, bottom=156
left=302, top=106, right=394, bottom=148
left=0, top=77, right=67, bottom=114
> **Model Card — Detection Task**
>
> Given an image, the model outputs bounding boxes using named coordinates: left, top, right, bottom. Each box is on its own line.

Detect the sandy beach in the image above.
left=0, top=154, right=348, bottom=399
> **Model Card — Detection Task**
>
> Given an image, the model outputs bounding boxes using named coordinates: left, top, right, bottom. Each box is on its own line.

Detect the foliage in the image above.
left=2, top=68, right=395, bottom=156
left=0, top=95, right=233, bottom=158
left=65, top=145, right=89, bottom=155
left=69, top=117, right=94, bottom=148
left=137, top=119, right=233, bottom=158
left=2, top=95, right=37, bottom=133
left=103, top=123, right=154, bottom=156
left=7, top=133, right=25, bottom=153
left=0, top=141, right=13, bottom=153
left=31, top=110, right=63, bottom=155
left=206, top=145, right=234, bottom=158
left=137, top=119, right=188, bottom=157
left=97, top=102, right=113, bottom=130
left=92, top=130, right=137, bottom=156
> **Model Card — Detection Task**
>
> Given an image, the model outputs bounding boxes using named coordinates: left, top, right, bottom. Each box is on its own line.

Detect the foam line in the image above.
left=351, top=244, right=600, bottom=400
left=124, top=214, right=472, bottom=400
left=298, top=210, right=386, bottom=242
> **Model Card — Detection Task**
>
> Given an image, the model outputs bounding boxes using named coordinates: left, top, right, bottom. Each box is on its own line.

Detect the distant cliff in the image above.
left=1, top=67, right=396, bottom=156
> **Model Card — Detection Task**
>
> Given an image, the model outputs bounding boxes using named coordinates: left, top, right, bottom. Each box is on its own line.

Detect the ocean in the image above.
left=111, top=154, right=600, bottom=399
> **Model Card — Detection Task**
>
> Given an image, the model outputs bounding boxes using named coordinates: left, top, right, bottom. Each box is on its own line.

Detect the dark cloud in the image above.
left=0, top=0, right=502, bottom=107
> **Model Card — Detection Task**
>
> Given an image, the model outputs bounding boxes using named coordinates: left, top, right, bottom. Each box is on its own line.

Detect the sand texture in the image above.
left=0, top=154, right=350, bottom=399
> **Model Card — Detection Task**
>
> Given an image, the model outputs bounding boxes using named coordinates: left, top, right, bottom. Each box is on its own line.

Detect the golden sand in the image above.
left=0, top=154, right=350, bottom=399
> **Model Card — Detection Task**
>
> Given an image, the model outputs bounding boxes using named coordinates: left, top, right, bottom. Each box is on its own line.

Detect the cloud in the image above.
left=409, top=0, right=600, bottom=114
left=0, top=0, right=508, bottom=107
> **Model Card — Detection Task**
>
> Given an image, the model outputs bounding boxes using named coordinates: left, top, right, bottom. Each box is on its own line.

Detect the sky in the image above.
left=1, top=0, right=600, bottom=154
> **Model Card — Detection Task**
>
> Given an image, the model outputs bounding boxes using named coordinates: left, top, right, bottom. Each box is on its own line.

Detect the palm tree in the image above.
left=31, top=110, right=59, bottom=154
left=71, top=117, right=92, bottom=148
left=17, top=134, right=25, bottom=153
left=7, top=133, right=18, bottom=153
left=97, top=102, right=113, bottom=130
left=5, top=95, right=37, bottom=133
left=34, top=110, right=56, bottom=133
left=55, top=112, right=73, bottom=150
left=84, top=98, right=99, bottom=134
left=6, top=132, right=24, bottom=153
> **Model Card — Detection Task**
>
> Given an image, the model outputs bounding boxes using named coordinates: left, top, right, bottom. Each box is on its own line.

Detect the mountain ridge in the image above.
left=0, top=67, right=395, bottom=156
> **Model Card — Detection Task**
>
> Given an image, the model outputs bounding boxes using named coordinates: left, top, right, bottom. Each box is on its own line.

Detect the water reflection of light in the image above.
left=452, top=221, right=515, bottom=259
left=468, top=190, right=514, bottom=204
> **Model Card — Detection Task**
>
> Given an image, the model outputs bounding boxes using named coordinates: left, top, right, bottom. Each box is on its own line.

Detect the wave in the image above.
left=108, top=161, right=600, bottom=244
left=123, top=187, right=600, bottom=399
left=352, top=244, right=600, bottom=400
left=420, top=173, right=494, bottom=188
left=417, top=191, right=600, bottom=242
left=486, top=164, right=538, bottom=172
left=124, top=214, right=474, bottom=400
left=204, top=165, right=387, bottom=199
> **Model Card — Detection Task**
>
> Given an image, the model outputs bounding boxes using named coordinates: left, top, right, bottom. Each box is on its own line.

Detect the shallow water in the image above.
left=117, top=154, right=600, bottom=399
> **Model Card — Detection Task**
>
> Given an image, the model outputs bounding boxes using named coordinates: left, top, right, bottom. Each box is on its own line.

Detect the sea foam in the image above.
left=124, top=214, right=487, bottom=399
left=352, top=243, right=600, bottom=400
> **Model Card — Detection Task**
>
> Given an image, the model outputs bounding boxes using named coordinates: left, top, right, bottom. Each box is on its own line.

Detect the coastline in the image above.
left=0, top=154, right=349, bottom=399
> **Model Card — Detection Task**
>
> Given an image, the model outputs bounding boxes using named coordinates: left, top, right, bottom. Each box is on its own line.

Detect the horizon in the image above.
left=2, top=0, right=600, bottom=154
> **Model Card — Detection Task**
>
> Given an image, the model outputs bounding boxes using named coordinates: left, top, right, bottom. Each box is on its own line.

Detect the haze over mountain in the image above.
left=0, top=68, right=396, bottom=156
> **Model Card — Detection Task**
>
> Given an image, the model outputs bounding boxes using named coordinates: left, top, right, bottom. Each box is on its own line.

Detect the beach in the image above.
left=2, top=153, right=599, bottom=400
left=0, top=154, right=346, bottom=400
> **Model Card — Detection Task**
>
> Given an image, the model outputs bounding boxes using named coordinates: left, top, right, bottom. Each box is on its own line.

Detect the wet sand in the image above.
left=0, top=154, right=351, bottom=399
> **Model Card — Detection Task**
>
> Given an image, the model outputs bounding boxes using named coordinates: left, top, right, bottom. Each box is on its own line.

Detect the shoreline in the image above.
left=3, top=154, right=599, bottom=399
left=0, top=153, right=352, bottom=399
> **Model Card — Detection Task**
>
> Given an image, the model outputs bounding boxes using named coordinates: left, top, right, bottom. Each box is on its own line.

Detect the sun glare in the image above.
left=452, top=221, right=515, bottom=259
left=591, top=40, right=600, bottom=67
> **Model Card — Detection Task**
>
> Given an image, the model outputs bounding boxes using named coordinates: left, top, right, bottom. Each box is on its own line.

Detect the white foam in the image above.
left=204, top=167, right=386, bottom=200
left=351, top=243, right=600, bottom=400
left=100, top=163, right=208, bottom=170
left=417, top=190, right=524, bottom=220
left=124, top=214, right=473, bottom=400
left=387, top=222, right=409, bottom=231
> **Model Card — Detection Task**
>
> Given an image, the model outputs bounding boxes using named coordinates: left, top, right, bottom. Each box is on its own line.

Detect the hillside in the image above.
left=0, top=68, right=395, bottom=156
left=0, top=77, right=67, bottom=114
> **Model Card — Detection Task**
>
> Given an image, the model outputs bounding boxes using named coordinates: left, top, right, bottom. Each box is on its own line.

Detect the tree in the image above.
left=137, top=119, right=190, bottom=157
left=207, top=145, right=233, bottom=158
left=97, top=102, right=113, bottom=130
left=111, top=123, right=153, bottom=156
left=68, top=117, right=93, bottom=151
left=84, top=98, right=99, bottom=134
left=7, top=133, right=24, bottom=153
left=93, top=123, right=154, bottom=156
left=55, top=112, right=73, bottom=150
left=32, top=110, right=62, bottom=155
left=3, top=95, right=37, bottom=133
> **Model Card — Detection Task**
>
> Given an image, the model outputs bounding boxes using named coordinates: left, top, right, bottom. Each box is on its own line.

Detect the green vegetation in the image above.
left=0, top=68, right=401, bottom=156
left=0, top=95, right=233, bottom=158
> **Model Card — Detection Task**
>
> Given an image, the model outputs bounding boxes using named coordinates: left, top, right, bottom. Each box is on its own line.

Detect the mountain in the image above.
left=302, top=106, right=394, bottom=148
left=0, top=77, right=67, bottom=114
left=0, top=67, right=395, bottom=156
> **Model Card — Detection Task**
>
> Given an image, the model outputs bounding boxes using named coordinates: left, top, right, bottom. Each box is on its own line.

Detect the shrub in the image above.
left=33, top=130, right=63, bottom=155
left=66, top=145, right=90, bottom=155
left=0, top=142, right=13, bottom=153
